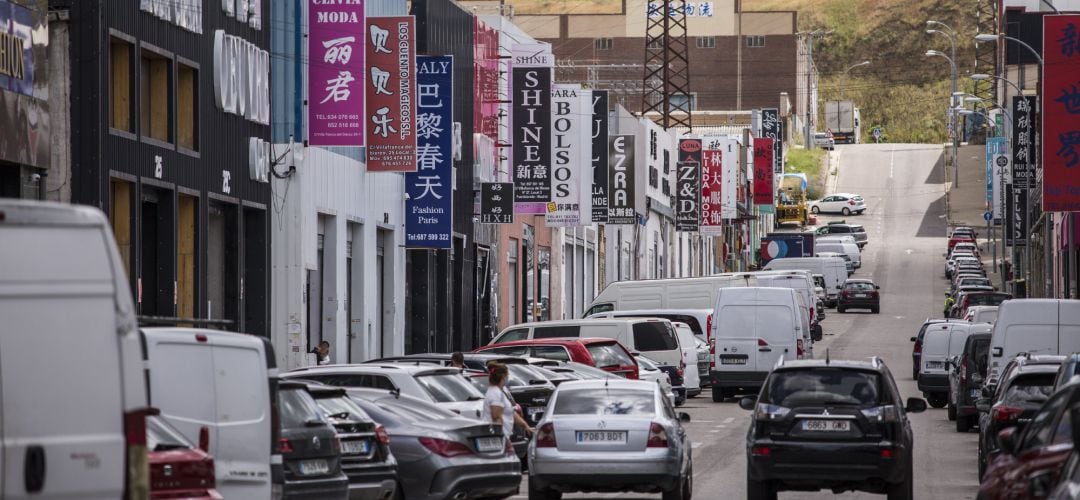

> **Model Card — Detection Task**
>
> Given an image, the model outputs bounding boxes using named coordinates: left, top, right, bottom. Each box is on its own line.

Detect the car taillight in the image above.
left=797, top=340, right=805, bottom=359
left=706, top=314, right=713, bottom=342
left=124, top=408, right=153, bottom=500
left=535, top=423, right=557, bottom=448
left=626, top=366, right=640, bottom=380
left=278, top=438, right=294, bottom=454
left=959, top=356, right=968, bottom=384
left=647, top=423, right=669, bottom=448
left=375, top=424, right=390, bottom=445
left=418, top=437, right=474, bottom=457
left=709, top=339, right=716, bottom=369
left=757, top=338, right=769, bottom=347
left=991, top=405, right=1023, bottom=422
left=754, top=403, right=791, bottom=421
left=913, top=342, right=922, bottom=354
left=751, top=445, right=771, bottom=456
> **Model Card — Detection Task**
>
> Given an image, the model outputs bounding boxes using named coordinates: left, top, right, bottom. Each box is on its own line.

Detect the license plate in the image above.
left=341, top=439, right=369, bottom=455
left=926, top=361, right=944, bottom=370
left=719, top=355, right=748, bottom=365
left=528, top=406, right=545, bottom=418
left=299, top=459, right=329, bottom=476
left=970, top=389, right=980, bottom=398
left=576, top=431, right=627, bottom=443
left=855, top=293, right=867, bottom=298
left=802, top=420, right=851, bottom=432
left=475, top=436, right=504, bottom=452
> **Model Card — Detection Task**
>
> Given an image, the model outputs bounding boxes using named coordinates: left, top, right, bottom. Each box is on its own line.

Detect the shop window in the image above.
left=696, top=36, right=716, bottom=49
left=109, top=180, right=134, bottom=277
left=668, top=93, right=696, bottom=112
left=594, top=38, right=613, bottom=50
left=177, top=194, right=197, bottom=322
left=110, top=37, right=134, bottom=133
left=177, top=62, right=198, bottom=152
left=140, top=47, right=173, bottom=143
left=746, top=36, right=766, bottom=48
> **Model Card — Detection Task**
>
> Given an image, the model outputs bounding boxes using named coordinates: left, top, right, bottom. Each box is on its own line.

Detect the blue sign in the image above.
left=984, top=211, right=993, bottom=222
left=405, top=56, right=454, bottom=249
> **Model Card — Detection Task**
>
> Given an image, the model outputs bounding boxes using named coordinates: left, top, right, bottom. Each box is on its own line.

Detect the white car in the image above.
left=811, top=193, right=866, bottom=215
left=634, top=354, right=677, bottom=407
left=814, top=132, right=835, bottom=150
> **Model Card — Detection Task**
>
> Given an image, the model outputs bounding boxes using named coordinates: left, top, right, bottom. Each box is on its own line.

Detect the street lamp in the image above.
left=975, top=33, right=1045, bottom=64
left=840, top=60, right=870, bottom=100
left=927, top=49, right=960, bottom=185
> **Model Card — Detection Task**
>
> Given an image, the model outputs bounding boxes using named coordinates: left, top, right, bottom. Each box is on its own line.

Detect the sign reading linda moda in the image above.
left=365, top=16, right=416, bottom=171
left=307, top=0, right=364, bottom=146
left=591, top=90, right=609, bottom=223
left=761, top=109, right=783, bottom=174
left=1042, top=14, right=1080, bottom=211
left=480, top=182, right=514, bottom=224
left=405, top=55, right=453, bottom=249
left=511, top=43, right=554, bottom=213
left=753, top=138, right=775, bottom=206
left=677, top=138, right=702, bottom=232
left=547, top=85, right=592, bottom=227
left=607, top=135, right=636, bottom=224
left=700, top=149, right=723, bottom=235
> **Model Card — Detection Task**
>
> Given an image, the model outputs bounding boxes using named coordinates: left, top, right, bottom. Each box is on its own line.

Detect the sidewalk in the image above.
left=946, top=144, right=1005, bottom=288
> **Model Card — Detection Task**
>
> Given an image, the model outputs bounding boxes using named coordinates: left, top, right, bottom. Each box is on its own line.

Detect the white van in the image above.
left=763, top=256, right=847, bottom=306
left=817, top=251, right=854, bottom=275
left=918, top=322, right=978, bottom=407
left=816, top=240, right=861, bottom=269
left=491, top=318, right=684, bottom=368
left=584, top=274, right=763, bottom=317
left=0, top=200, right=151, bottom=499
left=141, top=327, right=281, bottom=500
left=585, top=311, right=703, bottom=396
left=987, top=299, right=1080, bottom=385
left=964, top=305, right=999, bottom=324
left=710, top=287, right=806, bottom=402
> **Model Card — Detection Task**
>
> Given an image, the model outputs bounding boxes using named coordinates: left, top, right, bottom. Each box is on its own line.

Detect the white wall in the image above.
left=271, top=146, right=406, bottom=370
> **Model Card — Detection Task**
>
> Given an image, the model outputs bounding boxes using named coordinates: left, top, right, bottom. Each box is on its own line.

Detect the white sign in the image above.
left=213, top=30, right=271, bottom=125
left=223, top=0, right=262, bottom=30
left=546, top=85, right=592, bottom=227
left=648, top=1, right=715, bottom=18
left=141, top=0, right=204, bottom=34
left=249, top=137, right=270, bottom=183
left=992, top=153, right=1010, bottom=220
left=718, top=136, right=739, bottom=220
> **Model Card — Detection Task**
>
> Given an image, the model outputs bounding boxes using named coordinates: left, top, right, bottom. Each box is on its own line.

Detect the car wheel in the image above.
left=662, top=472, right=690, bottom=500
left=927, top=393, right=948, bottom=409
left=712, top=386, right=726, bottom=402
left=947, top=401, right=957, bottom=421
left=747, top=469, right=777, bottom=500
left=527, top=478, right=560, bottom=500
left=842, top=207, right=851, bottom=216
left=872, top=306, right=880, bottom=314
left=957, top=414, right=972, bottom=433
left=886, top=457, right=914, bottom=500
left=837, top=306, right=846, bottom=313
left=811, top=206, right=820, bottom=214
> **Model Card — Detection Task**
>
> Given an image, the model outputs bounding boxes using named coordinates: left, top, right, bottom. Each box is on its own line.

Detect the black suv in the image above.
left=740, top=358, right=926, bottom=500
left=837, top=279, right=880, bottom=314
left=278, top=381, right=350, bottom=499
left=975, top=355, right=1064, bottom=479
left=949, top=332, right=991, bottom=432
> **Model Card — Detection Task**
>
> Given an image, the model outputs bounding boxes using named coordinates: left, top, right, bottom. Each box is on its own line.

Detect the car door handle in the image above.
left=759, top=348, right=772, bottom=352
left=25, top=445, right=45, bottom=493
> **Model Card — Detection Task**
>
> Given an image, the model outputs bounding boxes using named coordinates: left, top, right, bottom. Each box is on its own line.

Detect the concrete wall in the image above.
left=47, top=13, right=70, bottom=203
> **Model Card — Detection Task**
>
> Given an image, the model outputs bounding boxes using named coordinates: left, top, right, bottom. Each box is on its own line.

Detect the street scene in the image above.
left=3, top=0, right=1080, bottom=499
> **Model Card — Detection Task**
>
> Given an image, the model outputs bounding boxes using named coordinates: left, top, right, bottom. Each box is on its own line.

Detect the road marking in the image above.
left=693, top=420, right=715, bottom=423
left=889, top=145, right=896, bottom=178
left=692, top=441, right=703, bottom=448
left=723, top=417, right=735, bottom=424
left=709, top=429, right=722, bottom=433
left=906, top=249, right=913, bottom=255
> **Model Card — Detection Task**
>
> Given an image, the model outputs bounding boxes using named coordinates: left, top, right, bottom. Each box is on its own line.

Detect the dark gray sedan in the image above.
left=346, top=388, right=521, bottom=500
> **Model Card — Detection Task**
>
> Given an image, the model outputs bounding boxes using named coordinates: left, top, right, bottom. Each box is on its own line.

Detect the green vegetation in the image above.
left=785, top=148, right=826, bottom=200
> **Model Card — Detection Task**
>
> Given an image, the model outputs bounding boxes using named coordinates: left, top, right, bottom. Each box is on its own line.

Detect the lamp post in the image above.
left=926, top=49, right=959, bottom=186
left=799, top=29, right=831, bottom=149
left=840, top=60, right=870, bottom=100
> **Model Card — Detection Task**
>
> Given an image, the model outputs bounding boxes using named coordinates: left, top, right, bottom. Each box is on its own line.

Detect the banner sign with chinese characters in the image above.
left=1011, top=95, right=1037, bottom=188
left=365, top=16, right=416, bottom=171
left=753, top=138, right=775, bottom=206
left=647, top=1, right=715, bottom=17
left=511, top=43, right=554, bottom=213
left=405, top=56, right=453, bottom=248
left=1042, top=14, right=1080, bottom=211
left=607, top=135, right=636, bottom=224
left=761, top=109, right=783, bottom=174
left=547, top=85, right=592, bottom=227
left=676, top=138, right=702, bottom=232
left=986, top=136, right=1008, bottom=221
left=700, top=149, right=723, bottom=235
left=480, top=182, right=514, bottom=224
left=1006, top=183, right=1028, bottom=247
left=308, top=0, right=364, bottom=146
left=473, top=18, right=500, bottom=172
left=591, top=90, right=609, bottom=223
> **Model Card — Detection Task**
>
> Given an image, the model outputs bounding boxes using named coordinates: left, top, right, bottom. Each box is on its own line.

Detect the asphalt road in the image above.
left=512, top=143, right=976, bottom=499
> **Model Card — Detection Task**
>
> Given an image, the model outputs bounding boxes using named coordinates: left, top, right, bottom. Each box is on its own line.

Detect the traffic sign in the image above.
left=984, top=211, right=993, bottom=222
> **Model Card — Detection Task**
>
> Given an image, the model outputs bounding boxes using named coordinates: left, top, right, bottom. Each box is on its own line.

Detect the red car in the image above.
left=474, top=337, right=640, bottom=379
left=977, top=382, right=1080, bottom=499
left=954, top=291, right=1012, bottom=319
left=948, top=235, right=976, bottom=250
left=147, top=416, right=222, bottom=499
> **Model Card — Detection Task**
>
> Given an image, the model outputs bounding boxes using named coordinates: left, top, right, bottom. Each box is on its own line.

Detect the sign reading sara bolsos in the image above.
left=405, top=55, right=453, bottom=248
left=512, top=43, right=554, bottom=213
left=547, top=85, right=592, bottom=227
left=591, top=91, right=609, bottom=223
left=608, top=135, right=636, bottom=224
left=1042, top=14, right=1080, bottom=211
left=365, top=16, right=416, bottom=171
left=677, top=138, right=702, bottom=232
left=700, top=149, right=723, bottom=235
left=307, top=0, right=364, bottom=146
left=480, top=182, right=514, bottom=224
left=761, top=109, right=783, bottom=174
left=753, top=138, right=775, bottom=205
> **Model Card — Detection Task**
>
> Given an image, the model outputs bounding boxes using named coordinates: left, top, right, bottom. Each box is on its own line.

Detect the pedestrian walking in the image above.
left=482, top=362, right=532, bottom=438
left=943, top=295, right=955, bottom=318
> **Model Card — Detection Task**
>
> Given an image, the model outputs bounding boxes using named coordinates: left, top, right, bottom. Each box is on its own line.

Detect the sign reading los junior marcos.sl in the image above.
left=366, top=16, right=417, bottom=171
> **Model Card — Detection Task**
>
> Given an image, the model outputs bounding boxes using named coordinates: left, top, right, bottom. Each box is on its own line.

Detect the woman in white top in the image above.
left=482, top=362, right=533, bottom=438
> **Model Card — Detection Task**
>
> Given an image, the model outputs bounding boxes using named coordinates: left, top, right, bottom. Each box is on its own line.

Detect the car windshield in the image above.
left=315, top=395, right=371, bottom=422
left=1001, top=374, right=1055, bottom=406
left=553, top=388, right=656, bottom=416
left=415, top=373, right=483, bottom=403
left=587, top=343, right=634, bottom=369
left=763, top=368, right=883, bottom=407
left=146, top=415, right=194, bottom=452
left=636, top=356, right=658, bottom=370
left=280, top=388, right=326, bottom=428
left=562, top=362, right=616, bottom=379
left=844, top=282, right=875, bottom=291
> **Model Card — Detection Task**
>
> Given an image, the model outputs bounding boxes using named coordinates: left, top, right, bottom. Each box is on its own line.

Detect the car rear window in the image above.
left=763, top=369, right=883, bottom=407
left=1002, top=374, right=1056, bottom=406
left=280, top=388, right=325, bottom=428
left=632, top=322, right=679, bottom=352
left=844, top=282, right=875, bottom=291
left=972, top=339, right=991, bottom=376
left=828, top=226, right=852, bottom=233
left=850, top=225, right=865, bottom=233
left=315, top=395, right=372, bottom=422
left=968, top=294, right=1009, bottom=307
left=553, top=388, right=656, bottom=415
left=534, top=325, right=581, bottom=339
left=147, top=416, right=193, bottom=452
left=587, top=342, right=634, bottom=369
left=414, top=373, right=483, bottom=403
left=530, top=345, right=571, bottom=361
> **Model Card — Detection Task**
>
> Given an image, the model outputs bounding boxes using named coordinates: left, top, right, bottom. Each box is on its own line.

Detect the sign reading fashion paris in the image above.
left=365, top=16, right=416, bottom=171
left=607, top=135, right=636, bottom=224
left=591, top=91, right=609, bottom=223
left=405, top=56, right=453, bottom=248
left=307, top=0, right=364, bottom=145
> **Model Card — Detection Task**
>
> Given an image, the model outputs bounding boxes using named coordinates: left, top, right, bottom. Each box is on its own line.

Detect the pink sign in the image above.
left=753, top=138, right=775, bottom=205
left=307, top=0, right=365, bottom=146
left=365, top=16, right=417, bottom=172
left=701, top=149, right=723, bottom=235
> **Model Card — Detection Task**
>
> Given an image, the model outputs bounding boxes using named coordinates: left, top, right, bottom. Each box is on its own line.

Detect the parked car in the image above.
left=634, top=354, right=678, bottom=407
left=476, top=338, right=640, bottom=380
left=1049, top=411, right=1080, bottom=499
left=814, top=131, right=835, bottom=150
left=278, top=381, right=350, bottom=499
left=953, top=291, right=1012, bottom=319
left=911, top=319, right=965, bottom=379
left=987, top=299, right=1080, bottom=386
left=347, top=388, right=521, bottom=500
left=954, top=277, right=993, bottom=293
left=810, top=193, right=866, bottom=215
left=1056, top=354, right=1080, bottom=390
left=527, top=379, right=693, bottom=500
left=963, top=305, right=999, bottom=325
left=837, top=279, right=881, bottom=313
left=740, top=357, right=925, bottom=499
left=952, top=226, right=977, bottom=239
left=585, top=311, right=706, bottom=395
left=490, top=318, right=684, bottom=369
left=816, top=221, right=869, bottom=248
left=147, top=415, right=222, bottom=499
left=542, top=361, right=619, bottom=381
left=0, top=200, right=152, bottom=499
left=816, top=251, right=855, bottom=274
left=763, top=257, right=848, bottom=306
left=977, top=355, right=1063, bottom=479
left=918, top=322, right=976, bottom=408
left=284, top=364, right=485, bottom=419
left=979, top=380, right=1080, bottom=499
left=949, top=330, right=992, bottom=432
left=463, top=362, right=557, bottom=459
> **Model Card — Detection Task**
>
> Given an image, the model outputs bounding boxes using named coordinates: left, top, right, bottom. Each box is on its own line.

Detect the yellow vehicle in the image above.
left=776, top=173, right=809, bottom=226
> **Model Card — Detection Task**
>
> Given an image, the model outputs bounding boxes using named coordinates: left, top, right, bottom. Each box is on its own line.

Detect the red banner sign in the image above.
left=701, top=149, right=723, bottom=235
left=1042, top=14, right=1080, bottom=211
left=753, top=138, right=775, bottom=206
left=365, top=16, right=416, bottom=172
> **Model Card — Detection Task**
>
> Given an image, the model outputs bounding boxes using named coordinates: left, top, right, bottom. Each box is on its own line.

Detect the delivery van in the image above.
left=816, top=240, right=861, bottom=269
left=763, top=256, right=847, bottom=306
left=491, top=318, right=684, bottom=368
left=584, top=274, right=763, bottom=317
left=987, top=299, right=1080, bottom=385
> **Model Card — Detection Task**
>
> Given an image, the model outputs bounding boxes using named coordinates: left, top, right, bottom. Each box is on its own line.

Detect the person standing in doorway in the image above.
left=450, top=351, right=465, bottom=369
left=317, top=341, right=331, bottom=365
left=482, top=362, right=532, bottom=438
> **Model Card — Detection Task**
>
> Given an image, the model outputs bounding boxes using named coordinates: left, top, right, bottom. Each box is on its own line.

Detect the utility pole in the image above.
left=642, top=0, right=691, bottom=130
left=801, top=30, right=829, bottom=148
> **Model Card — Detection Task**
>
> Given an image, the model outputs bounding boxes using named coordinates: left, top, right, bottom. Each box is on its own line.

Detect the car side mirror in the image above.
left=679, top=412, right=691, bottom=423
left=876, top=285, right=881, bottom=290
left=910, top=336, right=917, bottom=342
left=992, top=347, right=1003, bottom=357
left=997, top=427, right=1019, bottom=455
left=739, top=397, right=757, bottom=411
left=198, top=426, right=210, bottom=453
left=905, top=398, right=927, bottom=413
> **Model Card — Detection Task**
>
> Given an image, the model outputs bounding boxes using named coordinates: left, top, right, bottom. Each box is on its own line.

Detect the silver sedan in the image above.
left=527, top=379, right=692, bottom=500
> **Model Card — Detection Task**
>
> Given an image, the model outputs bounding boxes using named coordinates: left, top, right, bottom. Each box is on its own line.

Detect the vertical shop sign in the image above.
left=720, top=136, right=739, bottom=219
left=480, top=182, right=515, bottom=224
left=473, top=18, right=500, bottom=172
left=761, top=108, right=783, bottom=173
left=607, top=135, right=636, bottom=224
left=1012, top=95, right=1037, bottom=188
left=753, top=138, right=775, bottom=205
left=365, top=16, right=416, bottom=171
left=405, top=55, right=453, bottom=248
left=511, top=43, right=554, bottom=213
left=986, top=136, right=1008, bottom=221
left=591, top=90, right=610, bottom=223
left=700, top=149, right=723, bottom=235
left=307, top=0, right=364, bottom=145
left=547, top=85, right=592, bottom=227
left=677, top=138, right=702, bottom=232
left=1043, top=15, right=1080, bottom=211
left=1006, top=184, right=1028, bottom=247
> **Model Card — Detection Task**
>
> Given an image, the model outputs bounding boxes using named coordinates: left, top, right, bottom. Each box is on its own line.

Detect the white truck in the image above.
left=825, top=100, right=861, bottom=144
